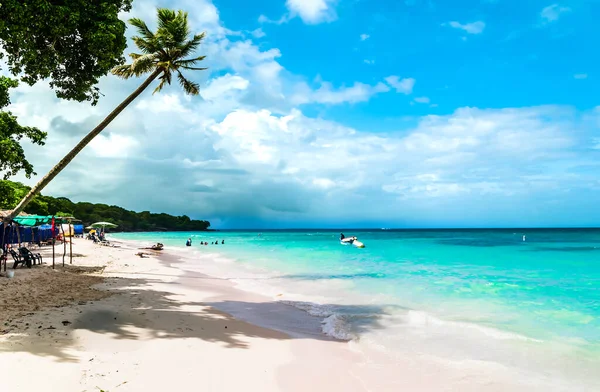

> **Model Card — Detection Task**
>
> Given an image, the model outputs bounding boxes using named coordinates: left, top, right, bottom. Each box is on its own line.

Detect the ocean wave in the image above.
left=279, top=301, right=335, bottom=317
left=401, top=310, right=543, bottom=342
left=278, top=300, right=354, bottom=340
left=279, top=300, right=543, bottom=344
left=279, top=300, right=383, bottom=341
left=321, top=314, right=355, bottom=340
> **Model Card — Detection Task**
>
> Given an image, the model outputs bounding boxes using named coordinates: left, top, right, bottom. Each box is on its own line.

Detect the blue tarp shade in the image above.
left=74, top=224, right=84, bottom=235
left=0, top=225, right=57, bottom=245
left=0, top=225, right=28, bottom=244
left=38, top=224, right=56, bottom=241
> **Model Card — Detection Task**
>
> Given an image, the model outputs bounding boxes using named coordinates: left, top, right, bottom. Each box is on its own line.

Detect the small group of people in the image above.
left=186, top=238, right=225, bottom=246
left=87, top=231, right=106, bottom=243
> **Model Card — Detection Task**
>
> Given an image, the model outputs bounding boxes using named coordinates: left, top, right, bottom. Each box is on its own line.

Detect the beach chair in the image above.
left=19, top=247, right=42, bottom=265
left=9, top=249, right=32, bottom=269
left=0, top=249, right=7, bottom=271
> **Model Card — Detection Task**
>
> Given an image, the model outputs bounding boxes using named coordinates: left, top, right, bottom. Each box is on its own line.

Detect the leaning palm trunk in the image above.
left=5, top=69, right=161, bottom=222
left=5, top=8, right=206, bottom=223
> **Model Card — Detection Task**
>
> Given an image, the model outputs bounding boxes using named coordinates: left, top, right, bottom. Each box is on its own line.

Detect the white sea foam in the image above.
left=280, top=302, right=357, bottom=341
left=401, top=310, right=543, bottom=342
left=278, top=301, right=335, bottom=317
left=321, top=314, right=355, bottom=340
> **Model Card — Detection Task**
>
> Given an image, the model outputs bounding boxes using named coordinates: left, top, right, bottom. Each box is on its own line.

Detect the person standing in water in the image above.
left=186, top=238, right=192, bottom=246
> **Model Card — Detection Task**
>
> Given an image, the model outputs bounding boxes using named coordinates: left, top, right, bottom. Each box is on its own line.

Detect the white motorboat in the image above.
left=340, top=236, right=365, bottom=248
left=353, top=240, right=365, bottom=248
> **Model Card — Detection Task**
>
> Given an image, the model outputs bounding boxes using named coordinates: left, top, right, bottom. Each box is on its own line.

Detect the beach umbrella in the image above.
left=89, top=222, right=118, bottom=229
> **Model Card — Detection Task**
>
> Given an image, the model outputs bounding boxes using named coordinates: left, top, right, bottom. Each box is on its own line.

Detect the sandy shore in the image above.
left=2, top=238, right=580, bottom=392
left=0, top=239, right=370, bottom=392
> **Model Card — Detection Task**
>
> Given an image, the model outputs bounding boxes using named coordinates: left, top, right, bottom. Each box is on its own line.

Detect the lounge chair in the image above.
left=1, top=250, right=7, bottom=271
left=9, top=249, right=32, bottom=269
left=19, top=247, right=42, bottom=265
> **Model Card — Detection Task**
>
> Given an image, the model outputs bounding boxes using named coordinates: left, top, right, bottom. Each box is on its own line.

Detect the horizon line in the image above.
left=212, top=226, right=600, bottom=231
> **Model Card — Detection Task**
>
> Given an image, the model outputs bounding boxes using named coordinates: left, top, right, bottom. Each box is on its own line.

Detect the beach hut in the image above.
left=4, top=215, right=74, bottom=269
left=38, top=224, right=54, bottom=243
left=61, top=223, right=75, bottom=237
left=74, top=224, right=84, bottom=236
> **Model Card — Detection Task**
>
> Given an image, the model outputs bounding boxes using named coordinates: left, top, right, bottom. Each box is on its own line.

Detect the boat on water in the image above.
left=339, top=234, right=365, bottom=248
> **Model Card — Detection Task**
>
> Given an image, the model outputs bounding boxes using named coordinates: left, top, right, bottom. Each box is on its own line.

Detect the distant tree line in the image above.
left=0, top=180, right=210, bottom=232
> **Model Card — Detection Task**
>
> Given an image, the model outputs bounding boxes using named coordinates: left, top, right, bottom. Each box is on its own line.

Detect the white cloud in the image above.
left=136, top=94, right=189, bottom=113
left=574, top=73, right=588, bottom=80
left=261, top=0, right=337, bottom=25
left=446, top=21, right=486, bottom=34
left=292, top=81, right=390, bottom=105
left=89, top=134, right=140, bottom=158
left=286, top=0, right=338, bottom=24
left=414, top=96, right=430, bottom=104
left=363, top=59, right=375, bottom=65
left=360, top=34, right=370, bottom=41
left=10, top=75, right=600, bottom=226
left=312, top=178, right=336, bottom=189
left=384, top=76, right=415, bottom=94
left=201, top=74, right=250, bottom=101
left=251, top=28, right=266, bottom=38
left=5, top=0, right=600, bottom=228
left=540, top=4, right=571, bottom=23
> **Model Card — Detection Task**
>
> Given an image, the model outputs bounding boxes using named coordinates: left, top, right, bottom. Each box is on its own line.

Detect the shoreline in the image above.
left=0, top=238, right=366, bottom=391
left=1, top=237, right=597, bottom=391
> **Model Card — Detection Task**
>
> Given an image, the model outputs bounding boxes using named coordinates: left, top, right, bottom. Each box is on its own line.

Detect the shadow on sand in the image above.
left=0, top=275, right=389, bottom=362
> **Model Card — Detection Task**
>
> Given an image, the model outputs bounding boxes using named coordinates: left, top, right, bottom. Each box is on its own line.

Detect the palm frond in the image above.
left=111, top=64, right=136, bottom=79
left=130, top=56, right=157, bottom=77
left=175, top=55, right=206, bottom=67
left=131, top=53, right=158, bottom=68
left=180, top=66, right=208, bottom=71
left=177, top=33, right=206, bottom=59
left=177, top=71, right=200, bottom=95
left=116, top=8, right=207, bottom=92
left=132, top=36, right=160, bottom=55
left=156, top=8, right=178, bottom=31
left=170, top=11, right=190, bottom=45
left=153, top=70, right=173, bottom=94
left=129, top=18, right=156, bottom=42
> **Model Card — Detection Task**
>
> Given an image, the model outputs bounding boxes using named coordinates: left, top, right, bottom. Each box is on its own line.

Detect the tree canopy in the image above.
left=6, top=7, right=208, bottom=221
left=0, top=76, right=47, bottom=179
left=0, top=0, right=133, bottom=104
left=1, top=180, right=211, bottom=232
left=112, top=8, right=207, bottom=94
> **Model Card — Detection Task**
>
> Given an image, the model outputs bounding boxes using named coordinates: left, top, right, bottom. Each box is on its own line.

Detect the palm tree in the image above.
left=5, top=8, right=206, bottom=221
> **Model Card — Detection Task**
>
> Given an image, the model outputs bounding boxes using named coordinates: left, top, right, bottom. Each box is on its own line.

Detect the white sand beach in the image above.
left=0, top=239, right=373, bottom=392
left=1, top=238, right=583, bottom=392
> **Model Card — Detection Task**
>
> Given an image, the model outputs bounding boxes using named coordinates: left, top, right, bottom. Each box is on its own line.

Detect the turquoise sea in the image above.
left=114, top=229, right=600, bottom=388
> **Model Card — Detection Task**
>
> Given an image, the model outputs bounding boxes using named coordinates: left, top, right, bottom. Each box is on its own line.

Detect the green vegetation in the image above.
left=0, top=0, right=133, bottom=104
left=0, top=180, right=210, bottom=232
left=0, top=76, right=47, bottom=179
left=7, top=8, right=208, bottom=222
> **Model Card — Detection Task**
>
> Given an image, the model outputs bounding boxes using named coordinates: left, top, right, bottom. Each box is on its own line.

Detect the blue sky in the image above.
left=5, top=0, right=600, bottom=228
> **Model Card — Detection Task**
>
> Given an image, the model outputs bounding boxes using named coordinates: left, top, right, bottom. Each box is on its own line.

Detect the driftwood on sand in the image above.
left=139, top=243, right=164, bottom=251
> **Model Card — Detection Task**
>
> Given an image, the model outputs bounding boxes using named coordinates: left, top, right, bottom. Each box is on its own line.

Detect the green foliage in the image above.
left=0, top=76, right=18, bottom=108
left=112, top=8, right=207, bottom=95
left=0, top=76, right=47, bottom=179
left=0, top=111, right=47, bottom=179
left=0, top=180, right=211, bottom=232
left=0, top=0, right=132, bottom=104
